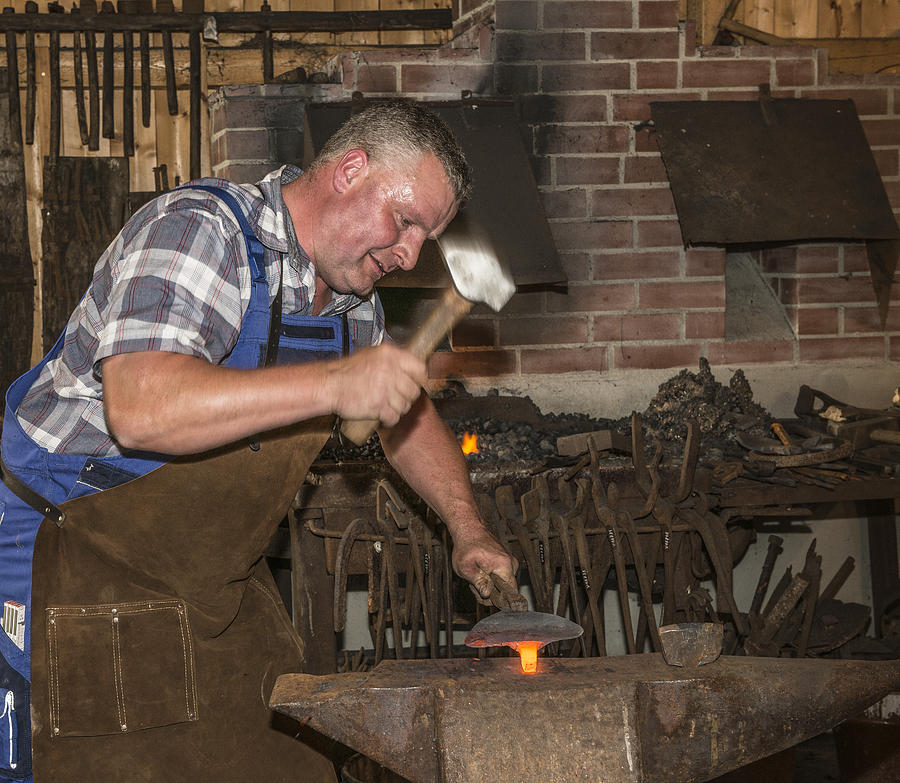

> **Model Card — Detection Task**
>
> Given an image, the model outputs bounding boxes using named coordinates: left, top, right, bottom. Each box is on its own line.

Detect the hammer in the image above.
left=340, top=214, right=515, bottom=446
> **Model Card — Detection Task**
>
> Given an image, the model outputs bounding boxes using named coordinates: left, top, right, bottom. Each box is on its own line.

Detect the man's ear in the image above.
left=332, top=149, right=368, bottom=193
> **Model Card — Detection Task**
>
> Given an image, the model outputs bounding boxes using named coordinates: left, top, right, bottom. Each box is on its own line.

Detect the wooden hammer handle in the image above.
left=340, top=286, right=473, bottom=446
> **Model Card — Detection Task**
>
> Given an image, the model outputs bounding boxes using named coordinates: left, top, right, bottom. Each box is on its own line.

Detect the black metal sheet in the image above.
left=651, top=99, right=900, bottom=245
left=304, top=100, right=566, bottom=289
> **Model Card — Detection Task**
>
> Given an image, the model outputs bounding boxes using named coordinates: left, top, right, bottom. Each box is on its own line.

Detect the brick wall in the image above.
left=209, top=0, right=900, bottom=388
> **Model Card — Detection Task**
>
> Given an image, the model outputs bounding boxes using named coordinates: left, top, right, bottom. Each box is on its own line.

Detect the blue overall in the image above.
left=0, top=185, right=350, bottom=781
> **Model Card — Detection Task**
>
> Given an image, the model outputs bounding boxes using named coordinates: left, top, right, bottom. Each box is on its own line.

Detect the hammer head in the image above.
left=436, top=213, right=516, bottom=312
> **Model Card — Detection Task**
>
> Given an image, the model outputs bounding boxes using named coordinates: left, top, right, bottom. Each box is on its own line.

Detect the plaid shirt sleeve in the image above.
left=92, top=201, right=249, bottom=377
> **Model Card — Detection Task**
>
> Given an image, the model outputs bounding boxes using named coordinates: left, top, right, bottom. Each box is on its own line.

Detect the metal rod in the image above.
left=2, top=9, right=21, bottom=145
left=0, top=9, right=452, bottom=32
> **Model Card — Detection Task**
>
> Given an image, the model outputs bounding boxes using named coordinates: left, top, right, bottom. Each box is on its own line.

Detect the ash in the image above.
left=626, top=357, right=774, bottom=456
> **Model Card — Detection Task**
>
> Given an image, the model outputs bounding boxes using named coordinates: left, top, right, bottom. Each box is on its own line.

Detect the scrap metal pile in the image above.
left=326, top=410, right=878, bottom=670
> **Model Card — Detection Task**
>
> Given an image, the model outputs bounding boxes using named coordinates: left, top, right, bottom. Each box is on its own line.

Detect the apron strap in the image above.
left=0, top=456, right=66, bottom=526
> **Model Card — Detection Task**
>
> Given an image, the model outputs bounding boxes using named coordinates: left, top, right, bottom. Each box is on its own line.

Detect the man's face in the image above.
left=315, top=151, right=458, bottom=298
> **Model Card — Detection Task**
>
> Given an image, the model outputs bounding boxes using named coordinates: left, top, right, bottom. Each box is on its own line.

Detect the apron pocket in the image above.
left=1, top=689, right=18, bottom=772
left=46, top=600, right=198, bottom=738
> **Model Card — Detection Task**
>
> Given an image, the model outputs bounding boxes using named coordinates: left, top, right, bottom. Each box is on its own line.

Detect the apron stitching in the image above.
left=247, top=576, right=304, bottom=659
left=175, top=605, right=197, bottom=720
left=112, top=617, right=126, bottom=731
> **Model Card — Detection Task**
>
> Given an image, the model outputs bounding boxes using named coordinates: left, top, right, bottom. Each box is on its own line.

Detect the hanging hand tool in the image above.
left=494, top=485, right=547, bottom=613
left=341, top=213, right=515, bottom=445
left=100, top=0, right=114, bottom=139
left=80, top=0, right=99, bottom=149
left=70, top=4, right=89, bottom=147
left=48, top=2, right=65, bottom=161
left=137, top=0, right=151, bottom=127
left=24, top=1, right=36, bottom=145
left=156, top=0, right=177, bottom=115
left=3, top=7, right=21, bottom=145
left=183, top=0, right=203, bottom=179
left=118, top=0, right=136, bottom=155
left=260, top=0, right=273, bottom=83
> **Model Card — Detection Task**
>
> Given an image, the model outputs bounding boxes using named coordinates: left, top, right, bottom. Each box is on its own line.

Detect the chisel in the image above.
left=71, top=3, right=89, bottom=146
left=157, top=0, right=177, bottom=115
left=100, top=0, right=114, bottom=139
left=138, top=0, right=151, bottom=127
left=24, top=0, right=36, bottom=146
left=119, top=0, right=136, bottom=155
left=48, top=1, right=65, bottom=161
left=82, top=0, right=99, bottom=150
left=2, top=7, right=21, bottom=144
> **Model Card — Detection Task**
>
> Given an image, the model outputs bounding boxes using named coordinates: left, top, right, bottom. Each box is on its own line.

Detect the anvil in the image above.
left=270, top=654, right=900, bottom=783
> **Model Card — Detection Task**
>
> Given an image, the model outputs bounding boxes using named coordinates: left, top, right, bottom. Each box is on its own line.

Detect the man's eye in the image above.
left=399, top=216, right=412, bottom=228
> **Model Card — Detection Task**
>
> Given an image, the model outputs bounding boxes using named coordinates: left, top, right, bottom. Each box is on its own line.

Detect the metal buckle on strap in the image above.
left=0, top=456, right=66, bottom=527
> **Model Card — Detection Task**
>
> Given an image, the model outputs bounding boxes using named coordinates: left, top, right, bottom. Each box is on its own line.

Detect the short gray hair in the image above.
left=309, top=100, right=472, bottom=204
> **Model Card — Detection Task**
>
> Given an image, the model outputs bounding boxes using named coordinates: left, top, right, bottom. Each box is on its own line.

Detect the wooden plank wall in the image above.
left=689, top=0, right=900, bottom=45
left=1, top=0, right=449, bottom=362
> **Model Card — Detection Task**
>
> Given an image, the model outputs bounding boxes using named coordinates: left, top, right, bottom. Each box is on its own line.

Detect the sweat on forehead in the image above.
left=310, top=100, right=473, bottom=205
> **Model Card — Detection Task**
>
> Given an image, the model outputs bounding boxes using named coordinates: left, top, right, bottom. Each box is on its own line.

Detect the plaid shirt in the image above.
left=16, top=165, right=385, bottom=457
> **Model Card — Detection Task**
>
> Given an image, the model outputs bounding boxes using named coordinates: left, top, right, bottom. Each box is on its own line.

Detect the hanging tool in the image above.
left=70, top=3, right=89, bottom=147
left=24, top=0, right=36, bottom=145
left=80, top=0, right=99, bottom=150
left=137, top=0, right=151, bottom=127
left=3, top=6, right=21, bottom=145
left=118, top=0, right=136, bottom=155
left=341, top=213, right=515, bottom=445
left=48, top=2, right=65, bottom=161
left=100, top=0, right=114, bottom=139
left=156, top=0, right=178, bottom=115
left=260, top=0, right=272, bottom=83
left=183, top=0, right=203, bottom=179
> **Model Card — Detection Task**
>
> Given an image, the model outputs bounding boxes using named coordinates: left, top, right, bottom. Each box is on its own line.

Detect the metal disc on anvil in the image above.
left=464, top=610, right=583, bottom=648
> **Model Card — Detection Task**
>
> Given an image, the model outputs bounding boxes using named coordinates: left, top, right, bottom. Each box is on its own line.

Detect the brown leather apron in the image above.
left=29, top=417, right=338, bottom=782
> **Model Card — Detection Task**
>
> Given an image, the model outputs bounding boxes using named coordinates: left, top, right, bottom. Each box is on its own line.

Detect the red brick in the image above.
left=591, top=31, right=680, bottom=61
left=494, top=0, right=538, bottom=30
left=591, top=186, right=677, bottom=218
left=636, top=218, right=682, bottom=247
left=495, top=64, right=540, bottom=95
left=624, top=154, right=669, bottom=184
left=542, top=1, right=632, bottom=29
left=695, top=45, right=738, bottom=58
left=683, top=18, right=697, bottom=54
left=556, top=156, right=620, bottom=186
left=540, top=188, right=588, bottom=219
left=560, top=252, right=592, bottom=281
left=862, top=118, right=900, bottom=148
left=521, top=94, right=608, bottom=124
left=613, top=92, right=703, bottom=123
left=890, top=336, right=900, bottom=360
left=638, top=0, right=679, bottom=29
left=593, top=250, right=681, bottom=280
left=451, top=319, right=497, bottom=348
left=428, top=350, right=518, bottom=379
left=612, top=342, right=703, bottom=370
left=844, top=306, right=900, bottom=333
left=795, top=276, right=878, bottom=305
left=497, top=290, right=546, bottom=315
left=685, top=311, right=725, bottom=339
left=635, top=128, right=662, bottom=153
left=639, top=280, right=726, bottom=308
left=355, top=65, right=398, bottom=93
left=521, top=347, right=609, bottom=373
left=793, top=307, right=839, bottom=335
left=795, top=245, right=841, bottom=274
left=872, top=148, right=899, bottom=178
left=637, top=61, right=679, bottom=90
left=885, top=180, right=900, bottom=212
left=549, top=282, right=636, bottom=311
left=496, top=31, right=588, bottom=62
left=499, top=316, right=589, bottom=345
left=843, top=243, right=870, bottom=274
left=536, top=124, right=630, bottom=155
left=760, top=246, right=796, bottom=274
left=705, top=340, right=794, bottom=365
left=685, top=247, right=725, bottom=276
left=400, top=64, right=493, bottom=94
left=774, top=58, right=815, bottom=88
left=550, top=219, right=633, bottom=250
left=594, top=312, right=681, bottom=341
left=683, top=59, right=771, bottom=88
left=798, top=336, right=886, bottom=361
left=799, top=88, right=889, bottom=117
left=705, top=89, right=764, bottom=101
left=541, top=63, right=631, bottom=92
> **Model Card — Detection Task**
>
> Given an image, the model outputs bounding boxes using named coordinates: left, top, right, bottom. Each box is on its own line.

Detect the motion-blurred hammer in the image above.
left=341, top=214, right=515, bottom=445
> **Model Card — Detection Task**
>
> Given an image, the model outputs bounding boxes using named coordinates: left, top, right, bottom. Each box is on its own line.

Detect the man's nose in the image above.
left=394, top=230, right=427, bottom=271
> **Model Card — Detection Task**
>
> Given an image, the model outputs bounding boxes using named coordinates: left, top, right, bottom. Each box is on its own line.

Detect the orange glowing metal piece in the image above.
left=461, top=432, right=479, bottom=455
left=510, top=641, right=541, bottom=674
